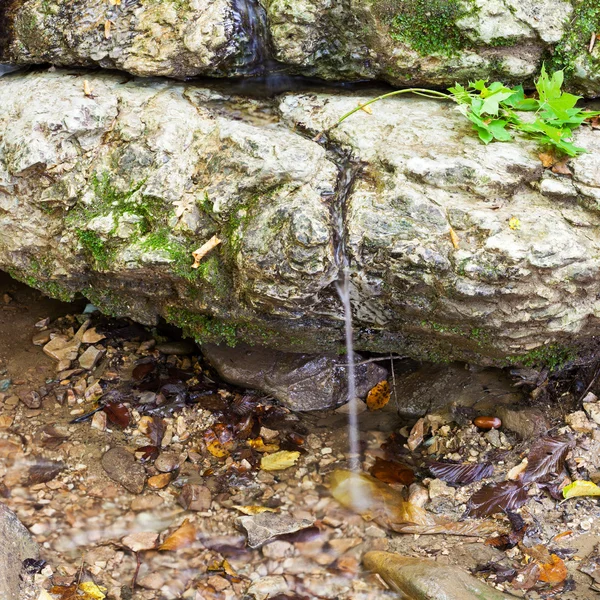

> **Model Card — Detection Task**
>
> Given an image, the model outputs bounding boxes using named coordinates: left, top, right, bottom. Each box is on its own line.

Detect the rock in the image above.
left=202, top=343, right=386, bottom=411
left=566, top=410, right=595, bottom=433
left=147, top=473, right=172, bottom=490
left=101, top=447, right=146, bottom=494
left=246, top=576, right=289, bottom=600
left=154, top=452, right=182, bottom=473
left=0, top=502, right=39, bottom=600
left=131, top=495, right=163, bottom=512
left=156, top=341, right=196, bottom=356
left=494, top=406, right=550, bottom=439
left=43, top=336, right=80, bottom=363
left=428, top=479, right=456, bottom=500
left=178, top=484, right=212, bottom=512
left=78, top=346, right=103, bottom=370
left=32, top=330, right=51, bottom=346
left=82, top=328, right=106, bottom=344
left=90, top=410, right=107, bottom=432
left=19, top=391, right=41, bottom=409
left=122, top=532, right=159, bottom=553
left=1, top=0, right=598, bottom=96
left=238, top=513, right=314, bottom=549
left=584, top=402, right=600, bottom=426
left=363, top=551, right=514, bottom=600
left=3, top=71, right=600, bottom=364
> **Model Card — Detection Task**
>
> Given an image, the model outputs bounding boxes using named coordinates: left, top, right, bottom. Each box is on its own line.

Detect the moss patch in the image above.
left=508, top=343, right=576, bottom=370
left=373, top=0, right=474, bottom=56
left=165, top=306, right=238, bottom=346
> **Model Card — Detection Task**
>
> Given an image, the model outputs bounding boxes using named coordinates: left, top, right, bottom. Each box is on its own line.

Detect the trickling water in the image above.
left=232, top=0, right=274, bottom=76
left=331, top=161, right=361, bottom=473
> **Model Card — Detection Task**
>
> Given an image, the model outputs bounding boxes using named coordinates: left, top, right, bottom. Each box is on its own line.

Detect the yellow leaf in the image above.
left=79, top=581, right=108, bottom=599
left=358, top=102, right=373, bottom=115
left=260, top=450, right=300, bottom=471
left=508, top=217, right=521, bottom=230
left=104, top=20, right=111, bottom=39
left=233, top=505, right=278, bottom=515
left=206, top=439, right=229, bottom=458
left=366, top=380, right=390, bottom=411
left=83, top=80, right=93, bottom=97
left=562, top=480, right=600, bottom=499
left=449, top=227, right=459, bottom=249
left=159, top=519, right=197, bottom=551
left=247, top=437, right=279, bottom=453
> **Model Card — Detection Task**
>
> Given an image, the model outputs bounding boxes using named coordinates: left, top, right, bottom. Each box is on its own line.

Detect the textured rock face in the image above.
left=0, top=0, right=599, bottom=95
left=2, top=70, right=600, bottom=364
left=0, top=502, right=39, bottom=600
left=0, top=0, right=268, bottom=78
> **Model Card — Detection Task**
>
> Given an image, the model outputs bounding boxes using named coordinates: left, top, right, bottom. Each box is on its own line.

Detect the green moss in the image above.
left=508, top=343, right=576, bottom=370
left=77, top=230, right=112, bottom=270
left=374, top=0, right=474, bottom=56
left=549, top=0, right=600, bottom=77
left=165, top=307, right=238, bottom=346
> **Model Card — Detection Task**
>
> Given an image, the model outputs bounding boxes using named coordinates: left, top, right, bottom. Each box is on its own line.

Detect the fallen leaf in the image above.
left=466, top=480, right=528, bottom=518
left=103, top=402, right=130, bottom=428
left=233, top=505, right=278, bottom=516
left=562, top=479, right=600, bottom=499
left=83, top=80, right=93, bottom=97
left=238, top=512, right=314, bottom=548
left=366, top=380, right=391, bottom=411
left=132, top=362, right=155, bottom=380
left=521, top=436, right=573, bottom=483
left=159, top=519, right=197, bottom=551
left=507, top=458, right=528, bottom=481
left=538, top=554, right=568, bottom=584
left=79, top=582, right=108, bottom=600
left=539, top=151, right=557, bottom=168
left=428, top=460, right=493, bottom=484
left=260, top=450, right=300, bottom=471
left=407, top=418, right=425, bottom=452
left=192, top=235, right=221, bottom=269
left=358, top=102, right=373, bottom=114
left=508, top=216, right=521, bottom=230
left=552, top=158, right=572, bottom=176
left=247, top=437, right=279, bottom=453
left=449, top=227, right=460, bottom=249
left=104, top=20, right=111, bottom=39
left=370, top=457, right=415, bottom=485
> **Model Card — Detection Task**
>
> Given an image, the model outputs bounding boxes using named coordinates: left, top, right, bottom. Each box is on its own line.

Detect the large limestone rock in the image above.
left=0, top=502, right=39, bottom=600
left=0, top=0, right=599, bottom=95
left=2, top=69, right=600, bottom=365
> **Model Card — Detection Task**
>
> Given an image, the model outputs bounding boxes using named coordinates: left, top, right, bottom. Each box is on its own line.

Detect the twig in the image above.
left=341, top=354, right=405, bottom=367
left=590, top=32, right=597, bottom=54
left=132, top=552, right=142, bottom=591
left=391, top=354, right=399, bottom=414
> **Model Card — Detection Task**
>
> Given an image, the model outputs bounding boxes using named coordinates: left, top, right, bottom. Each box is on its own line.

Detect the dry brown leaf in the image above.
left=358, top=102, right=373, bottom=115
left=538, top=554, right=568, bottom=584
left=539, top=151, right=557, bottom=168
left=449, top=227, right=459, bottom=249
left=260, top=450, right=300, bottom=471
left=366, top=380, right=391, bottom=411
left=370, top=457, right=415, bottom=485
left=247, top=437, right=279, bottom=453
left=407, top=418, right=425, bottom=452
left=159, top=519, right=197, bottom=551
left=192, top=235, right=221, bottom=269
left=551, top=158, right=572, bottom=176
left=233, top=505, right=278, bottom=515
left=83, top=80, right=93, bottom=97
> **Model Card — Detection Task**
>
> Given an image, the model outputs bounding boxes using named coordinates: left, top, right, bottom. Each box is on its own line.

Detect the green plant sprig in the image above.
left=329, top=66, right=600, bottom=157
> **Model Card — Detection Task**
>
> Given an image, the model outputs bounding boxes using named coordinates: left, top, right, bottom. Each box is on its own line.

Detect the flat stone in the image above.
left=43, top=336, right=80, bottom=363
left=19, top=391, right=41, bottom=409
left=78, top=346, right=104, bottom=370
left=101, top=447, right=146, bottom=494
left=156, top=341, right=196, bottom=356
left=246, top=576, right=289, bottom=600
left=82, top=328, right=106, bottom=344
left=32, top=330, right=51, bottom=346
left=494, top=406, right=550, bottom=439
left=0, top=502, right=39, bottom=600
left=203, top=343, right=386, bottom=411
left=121, top=532, right=159, bottom=552
left=566, top=411, right=595, bottom=433
left=154, top=452, right=182, bottom=473
left=238, top=513, right=314, bottom=549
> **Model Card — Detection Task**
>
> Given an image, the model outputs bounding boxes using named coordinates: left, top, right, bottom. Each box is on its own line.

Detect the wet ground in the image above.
left=1, top=272, right=600, bottom=600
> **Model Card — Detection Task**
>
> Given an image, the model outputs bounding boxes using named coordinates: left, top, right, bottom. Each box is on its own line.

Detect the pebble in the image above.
left=155, top=452, right=181, bottom=473
left=101, top=447, right=146, bottom=494
left=148, top=473, right=172, bottom=490
left=262, top=540, right=294, bottom=559
left=178, top=484, right=212, bottom=511
left=20, top=391, right=41, bottom=409
left=122, top=531, right=159, bottom=552
left=32, top=331, right=51, bottom=346
left=583, top=402, right=600, bottom=426
left=43, top=336, right=81, bottom=362
left=82, top=328, right=106, bottom=344
left=131, top=495, right=164, bottom=511
left=566, top=411, right=595, bottom=433
left=79, top=346, right=104, bottom=370
left=156, top=341, right=196, bottom=356
left=246, top=576, right=289, bottom=600
left=428, top=479, right=455, bottom=500
left=138, top=573, right=165, bottom=591
left=91, top=411, right=107, bottom=431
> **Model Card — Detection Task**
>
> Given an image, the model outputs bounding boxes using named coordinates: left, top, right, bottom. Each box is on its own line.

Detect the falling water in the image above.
left=332, top=162, right=361, bottom=473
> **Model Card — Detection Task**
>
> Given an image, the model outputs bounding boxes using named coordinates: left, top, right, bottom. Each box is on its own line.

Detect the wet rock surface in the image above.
left=0, top=0, right=598, bottom=95
left=2, top=70, right=600, bottom=362
left=203, top=342, right=387, bottom=410
left=0, top=502, right=39, bottom=600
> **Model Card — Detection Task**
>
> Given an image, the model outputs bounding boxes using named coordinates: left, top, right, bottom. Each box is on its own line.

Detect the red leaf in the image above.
left=133, top=361, right=155, bottom=381
left=370, top=457, right=415, bottom=485
left=428, top=460, right=493, bottom=484
left=521, top=436, right=574, bottom=483
left=103, top=402, right=131, bottom=428
left=466, top=481, right=528, bottom=518
left=148, top=417, right=166, bottom=446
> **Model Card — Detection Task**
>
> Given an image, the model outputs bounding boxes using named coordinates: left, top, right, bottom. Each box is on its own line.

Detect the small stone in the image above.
left=259, top=426, right=279, bottom=442
left=262, top=540, right=294, bottom=559
left=0, top=415, right=13, bottom=428
left=5, top=395, right=19, bottom=406
left=56, top=360, right=71, bottom=372
left=156, top=341, right=196, bottom=356
left=35, top=317, right=50, bottom=328
left=79, top=346, right=104, bottom=370
left=428, top=479, right=455, bottom=500
left=43, top=336, right=80, bottom=362
left=328, top=537, right=361, bottom=554
left=154, top=452, right=181, bottom=473
left=207, top=576, right=230, bottom=592
left=246, top=576, right=288, bottom=600
left=84, top=381, right=103, bottom=402
left=138, top=573, right=164, bottom=590
left=566, top=411, right=595, bottom=433
left=178, top=484, right=212, bottom=511
left=32, top=331, right=51, bottom=346
left=583, top=402, right=600, bottom=426
left=365, top=525, right=387, bottom=538
left=82, top=328, right=106, bottom=344
left=238, top=513, right=314, bottom=549
left=147, top=473, right=172, bottom=490
left=20, top=391, right=41, bottom=409
left=101, top=447, right=146, bottom=494
left=495, top=406, right=549, bottom=439
left=91, top=411, right=107, bottom=432
left=122, top=532, right=159, bottom=552
left=484, top=428, right=502, bottom=447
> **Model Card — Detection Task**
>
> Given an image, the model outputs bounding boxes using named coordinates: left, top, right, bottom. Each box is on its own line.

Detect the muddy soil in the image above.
left=1, top=272, right=600, bottom=600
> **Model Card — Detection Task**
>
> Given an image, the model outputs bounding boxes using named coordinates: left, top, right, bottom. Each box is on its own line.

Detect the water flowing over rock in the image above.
left=2, top=69, right=600, bottom=364
left=0, top=0, right=599, bottom=95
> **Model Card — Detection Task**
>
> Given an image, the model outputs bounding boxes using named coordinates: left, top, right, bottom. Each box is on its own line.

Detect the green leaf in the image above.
left=480, top=90, right=514, bottom=116
left=488, top=120, right=512, bottom=141
left=448, top=83, right=471, bottom=105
